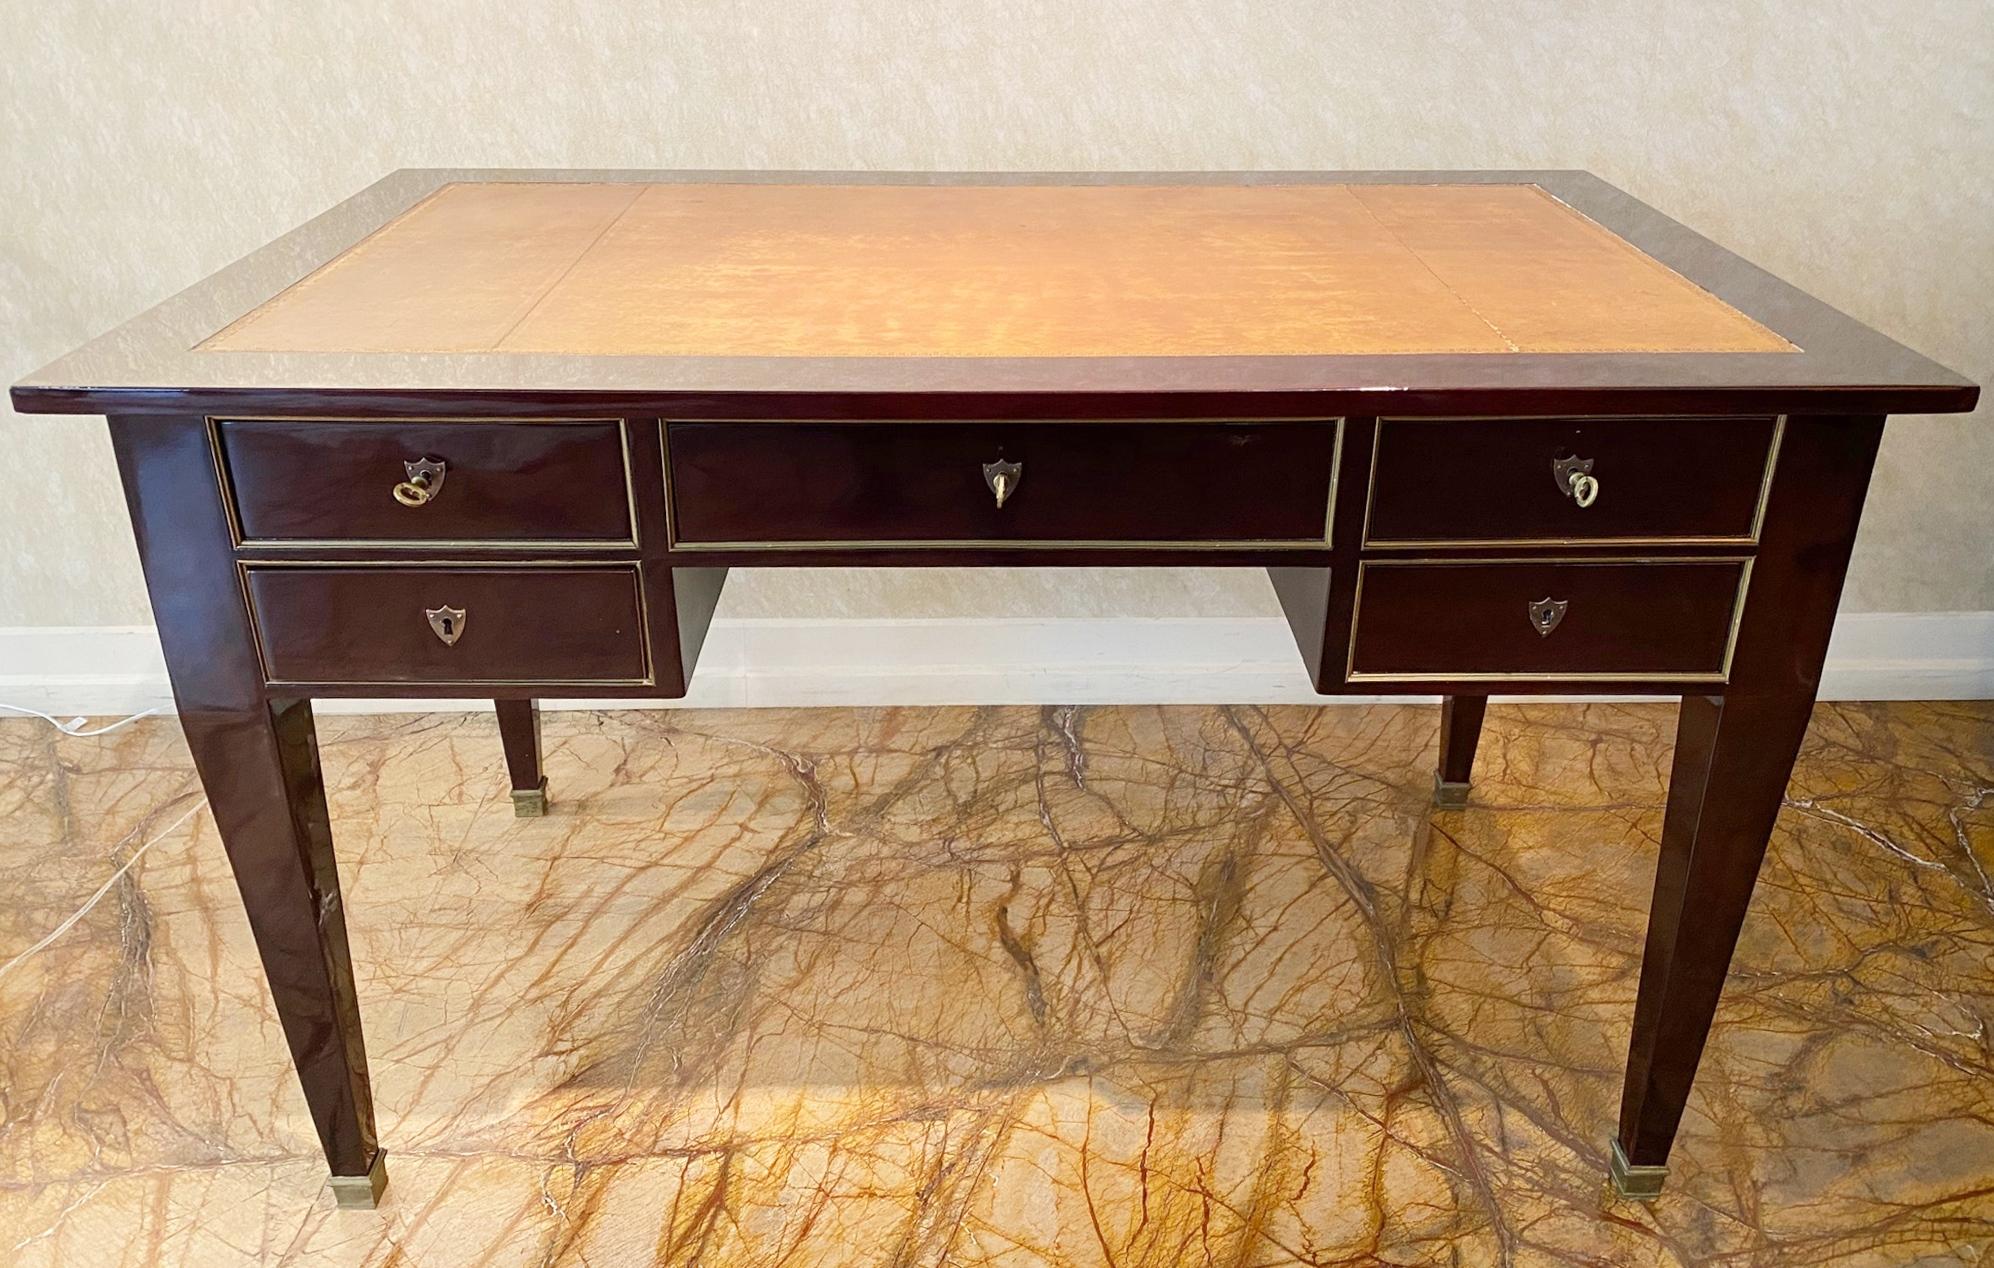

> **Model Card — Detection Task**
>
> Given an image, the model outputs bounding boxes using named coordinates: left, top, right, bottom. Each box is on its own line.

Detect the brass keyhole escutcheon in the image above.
left=1528, top=597, right=1569, bottom=638
left=394, top=457, right=447, bottom=507
left=982, top=459, right=1022, bottom=508
left=1552, top=454, right=1598, bottom=508
left=425, top=605, right=466, bottom=646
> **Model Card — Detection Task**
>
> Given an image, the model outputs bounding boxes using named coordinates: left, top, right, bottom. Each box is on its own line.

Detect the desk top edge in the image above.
left=11, top=168, right=1979, bottom=417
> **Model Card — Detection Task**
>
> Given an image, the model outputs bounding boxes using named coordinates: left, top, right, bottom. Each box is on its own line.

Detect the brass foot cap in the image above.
left=329, top=1152, right=388, bottom=1209
left=1432, top=776, right=1471, bottom=810
left=1609, top=1140, right=1667, bottom=1201
left=512, top=778, right=549, bottom=818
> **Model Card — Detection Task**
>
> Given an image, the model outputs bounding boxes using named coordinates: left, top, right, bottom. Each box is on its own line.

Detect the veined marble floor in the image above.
left=0, top=702, right=1989, bottom=1266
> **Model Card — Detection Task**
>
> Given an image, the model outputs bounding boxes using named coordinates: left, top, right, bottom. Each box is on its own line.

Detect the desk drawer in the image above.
left=217, top=419, right=633, bottom=545
left=1348, top=559, right=1747, bottom=681
left=244, top=566, right=648, bottom=684
left=1365, top=416, right=1779, bottom=546
left=666, top=421, right=1339, bottom=546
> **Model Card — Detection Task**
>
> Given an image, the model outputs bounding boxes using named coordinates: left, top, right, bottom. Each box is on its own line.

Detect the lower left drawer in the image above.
left=244, top=566, right=648, bottom=685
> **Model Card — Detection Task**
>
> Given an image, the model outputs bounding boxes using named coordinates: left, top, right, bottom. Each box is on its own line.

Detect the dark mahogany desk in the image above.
left=12, top=170, right=1977, bottom=1208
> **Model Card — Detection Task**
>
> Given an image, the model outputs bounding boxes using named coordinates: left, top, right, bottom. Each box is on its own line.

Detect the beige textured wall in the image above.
left=4, top=0, right=1988, bottom=628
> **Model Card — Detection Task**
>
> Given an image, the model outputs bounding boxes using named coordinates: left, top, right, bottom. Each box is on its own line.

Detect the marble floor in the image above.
left=0, top=702, right=1988, bottom=1266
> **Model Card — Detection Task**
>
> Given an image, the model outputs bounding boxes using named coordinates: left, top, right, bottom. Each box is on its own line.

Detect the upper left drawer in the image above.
left=214, top=419, right=634, bottom=546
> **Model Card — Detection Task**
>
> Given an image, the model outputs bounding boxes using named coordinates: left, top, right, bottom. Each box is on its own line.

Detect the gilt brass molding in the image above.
left=1342, top=554, right=1754, bottom=685
left=208, top=415, right=641, bottom=552
left=1359, top=415, right=1785, bottom=550
left=659, top=417, right=1345, bottom=553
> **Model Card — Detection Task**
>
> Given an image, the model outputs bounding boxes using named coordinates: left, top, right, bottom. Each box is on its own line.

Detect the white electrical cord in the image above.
left=0, top=703, right=194, bottom=982
left=0, top=703, right=161, bottom=737
left=0, top=794, right=208, bottom=984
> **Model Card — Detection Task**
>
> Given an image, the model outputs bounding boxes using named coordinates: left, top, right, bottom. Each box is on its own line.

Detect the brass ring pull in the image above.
left=982, top=458, right=1022, bottom=508
left=1553, top=454, right=1598, bottom=508
left=393, top=457, right=446, bottom=507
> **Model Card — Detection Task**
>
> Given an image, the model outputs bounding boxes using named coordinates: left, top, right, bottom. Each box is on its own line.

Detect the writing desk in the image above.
left=12, top=171, right=1977, bottom=1208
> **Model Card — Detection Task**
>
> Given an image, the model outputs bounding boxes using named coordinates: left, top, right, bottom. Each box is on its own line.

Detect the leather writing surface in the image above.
left=203, top=181, right=1794, bottom=358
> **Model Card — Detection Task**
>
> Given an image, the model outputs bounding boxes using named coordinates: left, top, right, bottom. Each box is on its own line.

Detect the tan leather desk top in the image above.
left=201, top=181, right=1794, bottom=359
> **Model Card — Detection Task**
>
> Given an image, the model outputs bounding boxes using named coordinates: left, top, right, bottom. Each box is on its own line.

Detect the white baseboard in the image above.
left=2, top=612, right=1989, bottom=718
left=1815, top=612, right=1994, bottom=701
left=0, top=625, right=178, bottom=720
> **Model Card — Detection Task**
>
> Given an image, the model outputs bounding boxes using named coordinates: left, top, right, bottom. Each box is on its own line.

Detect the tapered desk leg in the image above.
left=1612, top=692, right=1813, bottom=1197
left=495, top=699, right=547, bottom=817
left=1433, top=694, right=1487, bottom=807
left=184, top=700, right=385, bottom=1207
left=1607, top=414, right=1884, bottom=1199
left=109, top=416, right=385, bottom=1208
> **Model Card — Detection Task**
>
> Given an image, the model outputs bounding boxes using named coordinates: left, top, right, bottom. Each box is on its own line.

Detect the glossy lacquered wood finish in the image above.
left=1365, top=416, right=1779, bottom=546
left=105, top=416, right=381, bottom=1190
left=494, top=698, right=548, bottom=815
left=666, top=420, right=1340, bottom=547
left=1434, top=695, right=1487, bottom=807
left=1614, top=417, right=1885, bottom=1175
left=244, top=566, right=648, bottom=686
left=103, top=402, right=1898, bottom=1207
left=626, top=421, right=723, bottom=700
left=72, top=413, right=1967, bottom=1211
left=496, top=699, right=543, bottom=784
left=1268, top=414, right=1380, bottom=693
left=217, top=418, right=633, bottom=545
left=1348, top=559, right=1747, bottom=681
left=25, top=171, right=1977, bottom=1209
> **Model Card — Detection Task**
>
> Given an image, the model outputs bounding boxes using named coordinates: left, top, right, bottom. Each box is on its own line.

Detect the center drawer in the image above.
left=216, top=418, right=634, bottom=545
left=665, top=421, right=1340, bottom=547
left=243, top=565, right=648, bottom=685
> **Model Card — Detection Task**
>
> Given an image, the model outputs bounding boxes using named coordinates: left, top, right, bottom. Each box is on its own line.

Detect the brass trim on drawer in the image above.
left=660, top=417, right=1344, bottom=552
left=1342, top=554, right=1754, bottom=684
left=237, top=558, right=656, bottom=689
left=209, top=416, right=642, bottom=552
left=1358, top=415, right=1784, bottom=550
